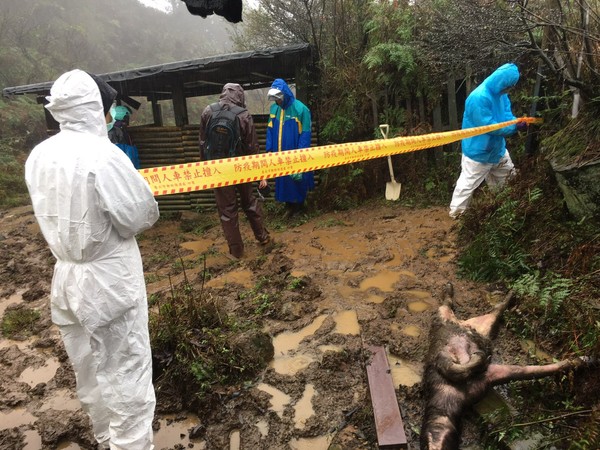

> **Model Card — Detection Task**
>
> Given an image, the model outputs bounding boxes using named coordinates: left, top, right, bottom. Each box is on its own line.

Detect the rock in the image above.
left=551, top=159, right=600, bottom=220
left=230, top=329, right=274, bottom=370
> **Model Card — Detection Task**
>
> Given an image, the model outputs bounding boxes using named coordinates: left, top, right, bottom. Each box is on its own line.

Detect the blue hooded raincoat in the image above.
left=266, top=78, right=315, bottom=203
left=461, top=63, right=520, bottom=164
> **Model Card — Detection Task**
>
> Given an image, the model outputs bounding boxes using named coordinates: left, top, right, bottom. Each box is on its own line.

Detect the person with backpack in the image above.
left=259, top=78, right=314, bottom=218
left=199, top=83, right=270, bottom=259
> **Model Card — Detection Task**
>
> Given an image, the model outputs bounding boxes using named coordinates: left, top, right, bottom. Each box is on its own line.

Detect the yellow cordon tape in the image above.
left=140, top=117, right=542, bottom=196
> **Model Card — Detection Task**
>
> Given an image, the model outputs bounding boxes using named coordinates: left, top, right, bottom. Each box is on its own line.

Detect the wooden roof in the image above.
left=2, top=43, right=313, bottom=102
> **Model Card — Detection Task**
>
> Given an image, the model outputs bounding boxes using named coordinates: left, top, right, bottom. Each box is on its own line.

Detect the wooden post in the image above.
left=405, top=96, right=413, bottom=131
left=172, top=78, right=188, bottom=127
left=37, top=95, right=59, bottom=134
left=447, top=73, right=458, bottom=152
left=429, top=98, right=444, bottom=165
left=152, top=100, right=163, bottom=127
left=465, top=64, right=473, bottom=96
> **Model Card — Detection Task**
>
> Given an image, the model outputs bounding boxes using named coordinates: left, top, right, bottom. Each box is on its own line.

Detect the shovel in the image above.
left=379, top=124, right=401, bottom=201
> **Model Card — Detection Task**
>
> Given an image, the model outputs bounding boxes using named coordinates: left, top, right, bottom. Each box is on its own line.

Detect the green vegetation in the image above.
left=1, top=308, right=41, bottom=339
left=456, top=155, right=600, bottom=448
left=149, top=280, right=268, bottom=407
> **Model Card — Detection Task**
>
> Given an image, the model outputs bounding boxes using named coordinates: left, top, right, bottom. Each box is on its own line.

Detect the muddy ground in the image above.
left=0, top=200, right=589, bottom=449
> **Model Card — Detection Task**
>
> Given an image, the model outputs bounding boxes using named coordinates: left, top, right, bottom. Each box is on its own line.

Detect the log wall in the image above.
left=128, top=115, right=319, bottom=211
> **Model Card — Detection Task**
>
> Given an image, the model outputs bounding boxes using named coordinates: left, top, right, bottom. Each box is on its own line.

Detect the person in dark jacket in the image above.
left=259, top=78, right=314, bottom=218
left=449, top=63, right=526, bottom=218
left=199, top=83, right=270, bottom=259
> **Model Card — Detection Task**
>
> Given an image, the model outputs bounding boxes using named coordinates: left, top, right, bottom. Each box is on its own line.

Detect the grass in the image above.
left=455, top=154, right=600, bottom=449
left=1, top=308, right=41, bottom=338
left=149, top=263, right=271, bottom=409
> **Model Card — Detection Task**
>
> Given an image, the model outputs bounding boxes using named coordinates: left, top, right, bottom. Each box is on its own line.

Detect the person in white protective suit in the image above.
left=449, top=63, right=527, bottom=218
left=24, top=69, right=159, bottom=450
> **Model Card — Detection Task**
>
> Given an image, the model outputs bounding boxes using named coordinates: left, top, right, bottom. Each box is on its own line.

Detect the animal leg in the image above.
left=438, top=283, right=459, bottom=324
left=461, top=291, right=514, bottom=338
left=487, top=356, right=592, bottom=386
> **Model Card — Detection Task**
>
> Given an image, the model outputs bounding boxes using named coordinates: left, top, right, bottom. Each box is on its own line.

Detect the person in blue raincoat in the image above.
left=449, top=63, right=527, bottom=218
left=259, top=78, right=315, bottom=218
left=108, top=105, right=141, bottom=169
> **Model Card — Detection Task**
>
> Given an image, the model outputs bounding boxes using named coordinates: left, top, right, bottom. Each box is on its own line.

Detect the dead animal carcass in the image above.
left=420, top=285, right=594, bottom=450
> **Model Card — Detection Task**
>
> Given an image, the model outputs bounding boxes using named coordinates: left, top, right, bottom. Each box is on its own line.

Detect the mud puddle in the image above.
left=0, top=202, right=541, bottom=449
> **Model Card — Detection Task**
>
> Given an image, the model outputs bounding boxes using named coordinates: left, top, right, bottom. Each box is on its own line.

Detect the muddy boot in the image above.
left=287, top=202, right=304, bottom=219
left=283, top=203, right=295, bottom=219
left=229, top=243, right=244, bottom=260
left=259, top=235, right=275, bottom=253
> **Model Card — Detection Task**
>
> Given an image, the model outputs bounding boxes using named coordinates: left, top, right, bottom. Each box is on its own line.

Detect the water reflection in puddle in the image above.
left=18, top=357, right=61, bottom=387
left=153, top=414, right=206, bottom=450
left=23, top=429, right=41, bottom=450
left=206, top=269, right=253, bottom=288
left=366, top=293, right=385, bottom=304
left=56, top=442, right=81, bottom=450
left=359, top=271, right=401, bottom=292
left=404, top=290, right=434, bottom=313
left=387, top=353, right=422, bottom=387
left=0, top=290, right=25, bottom=317
left=39, top=388, right=80, bottom=412
left=180, top=240, right=213, bottom=259
left=294, top=384, right=316, bottom=429
left=333, top=310, right=359, bottom=335
left=401, top=325, right=421, bottom=337
left=255, top=419, right=269, bottom=437
left=288, top=435, right=333, bottom=450
left=270, top=354, right=315, bottom=376
left=272, top=315, right=327, bottom=355
left=229, top=430, right=240, bottom=450
left=0, top=339, right=29, bottom=351
left=408, top=301, right=431, bottom=313
left=0, top=408, right=37, bottom=430
left=257, top=383, right=291, bottom=418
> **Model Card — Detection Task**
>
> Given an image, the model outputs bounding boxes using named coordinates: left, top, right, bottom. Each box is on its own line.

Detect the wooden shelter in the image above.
left=3, top=43, right=317, bottom=211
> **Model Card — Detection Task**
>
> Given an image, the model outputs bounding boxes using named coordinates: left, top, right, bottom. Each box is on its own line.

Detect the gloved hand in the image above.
left=516, top=121, right=528, bottom=132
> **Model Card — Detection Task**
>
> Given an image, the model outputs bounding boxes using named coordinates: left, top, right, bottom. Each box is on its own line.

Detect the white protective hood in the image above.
left=25, top=68, right=159, bottom=331
left=25, top=69, right=159, bottom=449
left=45, top=69, right=111, bottom=137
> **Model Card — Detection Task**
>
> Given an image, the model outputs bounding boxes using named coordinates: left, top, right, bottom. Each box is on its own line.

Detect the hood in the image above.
left=270, top=78, right=295, bottom=109
left=219, top=83, right=246, bottom=108
left=111, top=105, right=131, bottom=121
left=45, top=69, right=113, bottom=137
left=483, top=63, right=520, bottom=95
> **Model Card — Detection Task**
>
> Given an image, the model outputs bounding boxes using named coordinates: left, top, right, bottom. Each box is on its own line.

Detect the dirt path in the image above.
left=0, top=201, right=523, bottom=449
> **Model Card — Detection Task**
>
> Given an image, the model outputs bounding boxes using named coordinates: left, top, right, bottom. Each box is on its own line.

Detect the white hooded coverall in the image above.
left=25, top=70, right=159, bottom=450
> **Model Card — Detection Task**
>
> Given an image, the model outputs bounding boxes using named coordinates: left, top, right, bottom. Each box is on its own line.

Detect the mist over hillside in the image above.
left=0, top=0, right=238, bottom=89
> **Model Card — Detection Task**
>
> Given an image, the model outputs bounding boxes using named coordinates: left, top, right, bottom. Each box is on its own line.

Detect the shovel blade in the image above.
left=385, top=181, right=401, bottom=201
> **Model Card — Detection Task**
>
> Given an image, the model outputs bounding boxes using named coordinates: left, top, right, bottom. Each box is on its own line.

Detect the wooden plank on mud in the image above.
left=365, top=345, right=408, bottom=449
